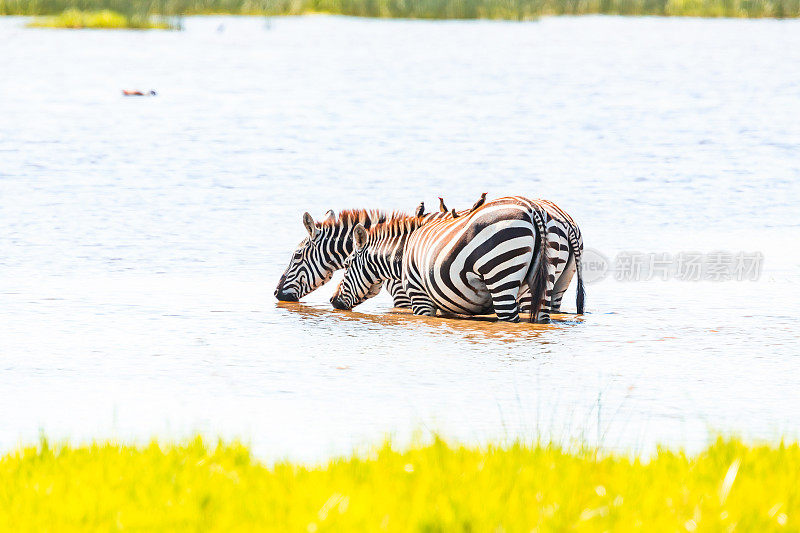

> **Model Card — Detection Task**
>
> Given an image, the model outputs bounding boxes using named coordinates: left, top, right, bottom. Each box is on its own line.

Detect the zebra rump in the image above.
left=331, top=196, right=559, bottom=323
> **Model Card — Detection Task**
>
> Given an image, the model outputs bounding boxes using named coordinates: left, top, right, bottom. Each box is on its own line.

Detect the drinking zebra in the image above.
left=274, top=209, right=405, bottom=304
left=330, top=196, right=584, bottom=323
left=418, top=195, right=584, bottom=317
left=528, top=198, right=585, bottom=315
left=274, top=207, right=452, bottom=306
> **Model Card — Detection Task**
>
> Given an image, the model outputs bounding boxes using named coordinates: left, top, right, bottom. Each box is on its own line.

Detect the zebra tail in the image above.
left=575, top=248, right=585, bottom=314
left=526, top=214, right=549, bottom=323
left=569, top=225, right=585, bottom=315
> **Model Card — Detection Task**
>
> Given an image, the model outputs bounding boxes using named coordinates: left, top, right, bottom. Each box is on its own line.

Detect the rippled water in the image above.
left=1, top=15, right=799, bottom=459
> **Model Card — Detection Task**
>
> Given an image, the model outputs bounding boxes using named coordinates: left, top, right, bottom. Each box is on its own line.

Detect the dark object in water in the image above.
left=122, top=90, right=157, bottom=96
left=438, top=197, right=448, bottom=213
left=471, top=192, right=487, bottom=212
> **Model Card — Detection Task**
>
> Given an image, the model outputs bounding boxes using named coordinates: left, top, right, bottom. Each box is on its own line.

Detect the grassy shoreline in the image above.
left=4, top=0, right=800, bottom=19
left=1, top=435, right=798, bottom=530
left=27, top=8, right=173, bottom=28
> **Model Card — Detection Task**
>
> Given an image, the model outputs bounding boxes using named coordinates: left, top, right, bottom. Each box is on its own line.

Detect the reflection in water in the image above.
left=276, top=301, right=581, bottom=343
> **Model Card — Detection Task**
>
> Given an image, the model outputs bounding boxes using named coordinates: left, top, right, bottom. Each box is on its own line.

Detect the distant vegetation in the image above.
left=2, top=0, right=799, bottom=19
left=27, top=8, right=173, bottom=27
left=1, top=435, right=798, bottom=530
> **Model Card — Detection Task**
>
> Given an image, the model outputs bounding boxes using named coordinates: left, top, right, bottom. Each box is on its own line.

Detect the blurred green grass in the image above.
left=3, top=0, right=800, bottom=18
left=27, top=8, right=172, bottom=27
left=1, top=435, right=798, bottom=531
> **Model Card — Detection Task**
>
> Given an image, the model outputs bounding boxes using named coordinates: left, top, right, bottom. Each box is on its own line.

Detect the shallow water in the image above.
left=1, top=15, right=799, bottom=460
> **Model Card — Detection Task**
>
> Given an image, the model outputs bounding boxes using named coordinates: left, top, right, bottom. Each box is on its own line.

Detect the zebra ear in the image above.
left=353, top=223, right=368, bottom=250
left=302, top=212, right=318, bottom=238
left=324, top=209, right=336, bottom=222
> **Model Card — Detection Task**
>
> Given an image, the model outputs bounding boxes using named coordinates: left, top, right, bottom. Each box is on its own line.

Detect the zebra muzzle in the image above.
left=274, top=275, right=299, bottom=302
left=275, top=290, right=299, bottom=302
left=330, top=296, right=350, bottom=310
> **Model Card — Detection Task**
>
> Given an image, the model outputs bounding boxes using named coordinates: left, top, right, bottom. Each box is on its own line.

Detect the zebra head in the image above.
left=330, top=223, right=384, bottom=310
left=274, top=210, right=339, bottom=301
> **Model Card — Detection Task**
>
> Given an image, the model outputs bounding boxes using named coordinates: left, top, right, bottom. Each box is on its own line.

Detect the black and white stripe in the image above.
left=517, top=198, right=585, bottom=319
left=331, top=196, right=574, bottom=323
left=384, top=279, right=411, bottom=308
left=275, top=209, right=415, bottom=306
left=274, top=205, right=458, bottom=307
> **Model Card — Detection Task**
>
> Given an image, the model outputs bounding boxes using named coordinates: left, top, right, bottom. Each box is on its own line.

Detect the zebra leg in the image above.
left=518, top=285, right=532, bottom=316
left=488, top=290, right=521, bottom=322
left=551, top=253, right=576, bottom=313
left=483, top=274, right=525, bottom=323
left=385, top=279, right=411, bottom=309
left=536, top=256, right=558, bottom=324
left=403, top=276, right=437, bottom=316
left=410, top=294, right=437, bottom=316
left=536, top=222, right=570, bottom=321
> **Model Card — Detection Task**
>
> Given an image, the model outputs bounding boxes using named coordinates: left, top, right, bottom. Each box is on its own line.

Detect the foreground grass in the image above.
left=1, top=436, right=798, bottom=531
left=27, top=8, right=172, bottom=28
left=3, top=0, right=800, bottom=18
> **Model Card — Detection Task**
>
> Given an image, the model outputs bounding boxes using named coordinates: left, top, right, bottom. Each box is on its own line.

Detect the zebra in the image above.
left=331, top=196, right=583, bottom=323
left=528, top=198, right=585, bottom=316
left=509, top=199, right=585, bottom=318
left=274, top=209, right=410, bottom=305
left=274, top=206, right=453, bottom=306
left=420, top=194, right=585, bottom=318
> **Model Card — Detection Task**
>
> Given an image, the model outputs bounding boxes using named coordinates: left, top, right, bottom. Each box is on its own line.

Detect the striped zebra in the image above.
left=510, top=199, right=585, bottom=318
left=274, top=206, right=450, bottom=306
left=528, top=198, right=585, bottom=316
left=417, top=194, right=584, bottom=318
left=275, top=209, right=411, bottom=305
left=331, top=196, right=583, bottom=323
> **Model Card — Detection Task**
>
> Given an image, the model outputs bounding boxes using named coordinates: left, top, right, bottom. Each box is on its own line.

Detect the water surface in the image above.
left=1, top=15, right=799, bottom=460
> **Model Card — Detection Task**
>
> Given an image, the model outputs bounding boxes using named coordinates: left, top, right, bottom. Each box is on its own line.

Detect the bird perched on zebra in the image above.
left=331, top=196, right=584, bottom=323
left=274, top=204, right=457, bottom=307
left=471, top=192, right=487, bottom=212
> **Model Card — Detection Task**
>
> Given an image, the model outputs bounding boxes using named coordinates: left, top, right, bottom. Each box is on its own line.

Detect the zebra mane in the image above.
left=366, top=213, right=424, bottom=241
left=318, top=209, right=391, bottom=230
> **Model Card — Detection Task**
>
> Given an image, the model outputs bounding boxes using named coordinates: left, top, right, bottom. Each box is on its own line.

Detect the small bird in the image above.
left=438, top=197, right=448, bottom=213
left=471, top=192, right=487, bottom=212
left=414, top=202, right=425, bottom=217
left=451, top=208, right=459, bottom=218
left=122, top=90, right=157, bottom=96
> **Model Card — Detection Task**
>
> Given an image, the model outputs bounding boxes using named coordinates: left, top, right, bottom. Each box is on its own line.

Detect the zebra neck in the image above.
left=366, top=214, right=424, bottom=280
left=373, top=234, right=407, bottom=282
left=320, top=224, right=357, bottom=268
left=389, top=246, right=404, bottom=281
